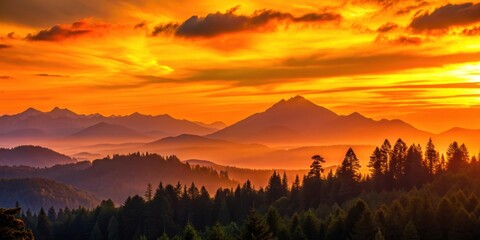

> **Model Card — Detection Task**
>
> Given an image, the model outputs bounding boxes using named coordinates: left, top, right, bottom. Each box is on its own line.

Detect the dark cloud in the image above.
left=153, top=8, right=341, bottom=38
left=26, top=25, right=91, bottom=41
left=25, top=20, right=112, bottom=41
left=134, top=21, right=146, bottom=29
left=152, top=23, right=180, bottom=36
left=385, top=35, right=422, bottom=45
left=462, top=25, right=480, bottom=36
left=377, top=22, right=399, bottom=32
left=409, top=2, right=480, bottom=31
left=35, top=73, right=69, bottom=77
left=0, top=44, right=12, bottom=49
left=0, top=76, right=12, bottom=79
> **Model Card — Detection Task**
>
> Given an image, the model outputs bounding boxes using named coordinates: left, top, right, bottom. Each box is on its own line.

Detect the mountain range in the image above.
left=0, top=107, right=226, bottom=147
left=208, top=96, right=431, bottom=146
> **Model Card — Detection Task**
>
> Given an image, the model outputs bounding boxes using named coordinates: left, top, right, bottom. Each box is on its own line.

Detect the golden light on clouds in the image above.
left=1, top=0, right=480, bottom=132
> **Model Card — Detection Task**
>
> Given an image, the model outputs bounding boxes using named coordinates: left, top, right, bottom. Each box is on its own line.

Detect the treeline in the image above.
left=17, top=138, right=480, bottom=239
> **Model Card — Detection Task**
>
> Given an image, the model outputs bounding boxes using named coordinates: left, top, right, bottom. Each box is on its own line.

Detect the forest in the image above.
left=6, top=138, right=480, bottom=240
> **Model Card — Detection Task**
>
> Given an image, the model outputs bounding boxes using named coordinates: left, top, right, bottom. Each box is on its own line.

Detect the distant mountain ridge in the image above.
left=208, top=96, right=432, bottom=146
left=0, top=107, right=225, bottom=146
left=0, top=145, right=76, bottom=167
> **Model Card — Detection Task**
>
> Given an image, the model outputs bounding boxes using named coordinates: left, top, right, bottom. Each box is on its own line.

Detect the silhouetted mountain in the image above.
left=48, top=107, right=79, bottom=118
left=66, top=122, right=148, bottom=142
left=208, top=96, right=431, bottom=145
left=0, top=153, right=238, bottom=203
left=0, top=108, right=221, bottom=145
left=0, top=145, right=75, bottom=167
left=0, top=178, right=99, bottom=211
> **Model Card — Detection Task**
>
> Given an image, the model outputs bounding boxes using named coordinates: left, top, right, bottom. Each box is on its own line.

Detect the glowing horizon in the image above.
left=2, top=0, right=480, bottom=133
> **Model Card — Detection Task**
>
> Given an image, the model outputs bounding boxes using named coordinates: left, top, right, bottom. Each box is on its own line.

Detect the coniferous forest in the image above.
left=5, top=138, right=480, bottom=240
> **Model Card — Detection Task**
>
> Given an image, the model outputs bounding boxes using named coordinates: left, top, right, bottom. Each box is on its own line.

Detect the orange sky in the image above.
left=1, top=0, right=480, bottom=133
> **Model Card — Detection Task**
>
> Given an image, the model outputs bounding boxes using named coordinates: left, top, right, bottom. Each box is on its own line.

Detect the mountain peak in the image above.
left=17, top=107, right=43, bottom=119
left=286, top=95, right=308, bottom=103
left=270, top=95, right=316, bottom=110
left=48, top=107, right=78, bottom=118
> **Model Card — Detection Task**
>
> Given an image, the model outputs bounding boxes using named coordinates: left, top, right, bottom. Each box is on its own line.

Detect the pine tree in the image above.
left=0, top=208, right=34, bottom=240
left=390, top=139, right=407, bottom=181
left=403, top=144, right=426, bottom=188
left=337, top=148, right=361, bottom=200
left=145, top=183, right=153, bottom=201
left=36, top=208, right=52, bottom=240
left=369, top=147, right=383, bottom=177
left=425, top=138, right=439, bottom=175
left=446, top=141, right=467, bottom=172
left=266, top=171, right=284, bottom=203
left=337, top=148, right=361, bottom=182
left=308, top=155, right=325, bottom=178
left=240, top=210, right=273, bottom=240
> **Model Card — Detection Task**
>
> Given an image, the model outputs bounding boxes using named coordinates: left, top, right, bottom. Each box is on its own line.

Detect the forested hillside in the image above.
left=0, top=145, right=75, bottom=167
left=0, top=153, right=238, bottom=203
left=18, top=138, right=480, bottom=240
left=0, top=178, right=99, bottom=212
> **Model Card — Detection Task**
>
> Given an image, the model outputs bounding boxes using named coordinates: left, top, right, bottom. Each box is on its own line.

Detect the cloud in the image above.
left=462, top=25, right=480, bottom=36
left=409, top=3, right=480, bottom=31
left=0, top=76, right=13, bottom=79
left=395, top=1, right=430, bottom=15
left=35, top=73, right=69, bottom=77
left=152, top=7, right=341, bottom=38
left=376, top=35, right=422, bottom=45
left=377, top=22, right=399, bottom=32
left=25, top=20, right=111, bottom=41
left=152, top=23, right=180, bottom=36
left=0, top=44, right=12, bottom=49
left=186, top=51, right=480, bottom=86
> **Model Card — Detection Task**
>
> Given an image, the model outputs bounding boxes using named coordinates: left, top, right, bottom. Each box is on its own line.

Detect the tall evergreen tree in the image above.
left=425, top=138, right=440, bottom=175
left=390, top=139, right=408, bottom=181
left=368, top=147, right=384, bottom=190
left=337, top=148, right=361, bottom=182
left=36, top=208, right=52, bottom=240
left=446, top=141, right=468, bottom=172
left=403, top=144, right=426, bottom=188
left=337, top=148, right=361, bottom=200
left=308, top=155, right=325, bottom=179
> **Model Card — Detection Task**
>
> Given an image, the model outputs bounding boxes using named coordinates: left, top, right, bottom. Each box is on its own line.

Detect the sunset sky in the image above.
left=2, top=0, right=480, bottom=133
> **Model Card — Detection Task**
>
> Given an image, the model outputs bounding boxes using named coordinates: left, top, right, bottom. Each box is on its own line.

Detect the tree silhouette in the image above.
left=308, top=155, right=325, bottom=179
left=0, top=208, right=33, bottom=240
